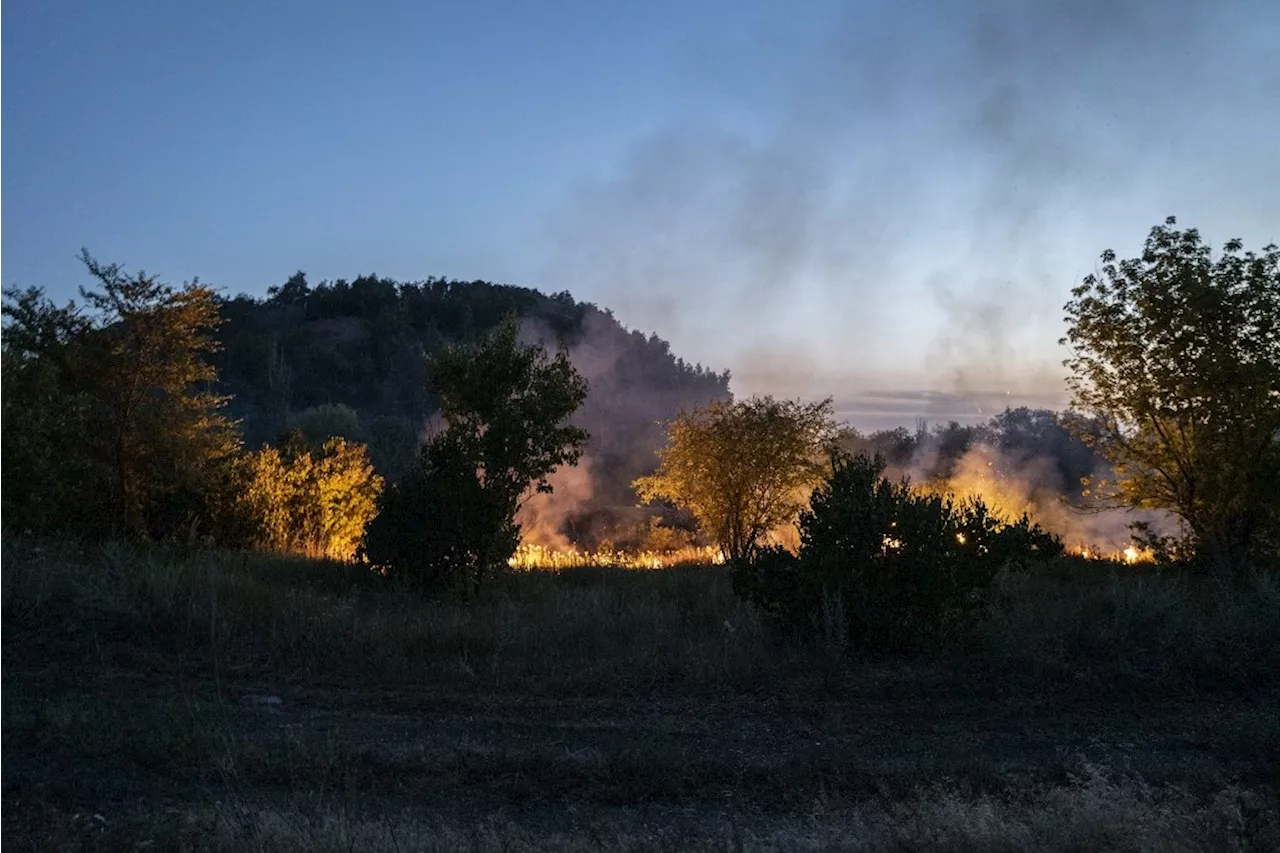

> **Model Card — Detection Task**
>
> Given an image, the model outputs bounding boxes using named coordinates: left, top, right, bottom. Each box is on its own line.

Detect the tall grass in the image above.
left=7, top=537, right=1279, bottom=850
left=2, top=538, right=800, bottom=694
left=3, top=537, right=1277, bottom=696
left=980, top=561, right=1280, bottom=693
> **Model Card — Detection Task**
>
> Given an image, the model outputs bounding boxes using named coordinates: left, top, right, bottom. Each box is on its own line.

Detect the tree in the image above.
left=77, top=251, right=243, bottom=537
left=364, top=433, right=522, bottom=591
left=2, top=252, right=242, bottom=538
left=287, top=402, right=363, bottom=445
left=365, top=315, right=589, bottom=592
left=1062, top=218, right=1280, bottom=569
left=1, top=289, right=95, bottom=532
left=634, top=396, right=839, bottom=561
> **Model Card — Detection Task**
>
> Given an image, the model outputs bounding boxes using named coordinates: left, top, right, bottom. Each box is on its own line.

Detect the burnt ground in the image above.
left=4, top=621, right=1279, bottom=851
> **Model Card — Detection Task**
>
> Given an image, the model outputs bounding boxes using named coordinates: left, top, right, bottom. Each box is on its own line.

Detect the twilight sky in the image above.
left=5, top=0, right=1278, bottom=427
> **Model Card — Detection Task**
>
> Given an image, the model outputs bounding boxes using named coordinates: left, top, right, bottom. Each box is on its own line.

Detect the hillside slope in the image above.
left=213, top=273, right=732, bottom=544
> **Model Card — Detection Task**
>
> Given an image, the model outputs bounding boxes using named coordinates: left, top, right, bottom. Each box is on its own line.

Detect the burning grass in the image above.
left=1067, top=543, right=1157, bottom=564
left=508, top=542, right=724, bottom=570
left=907, top=442, right=1167, bottom=565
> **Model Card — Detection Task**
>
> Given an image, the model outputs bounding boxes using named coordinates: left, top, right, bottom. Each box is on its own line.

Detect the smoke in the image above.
left=544, top=0, right=1278, bottom=404
left=914, top=442, right=1179, bottom=553
left=517, top=456, right=595, bottom=548
left=514, top=311, right=729, bottom=547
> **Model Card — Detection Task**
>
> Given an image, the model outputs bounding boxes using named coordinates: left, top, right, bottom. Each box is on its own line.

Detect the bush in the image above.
left=736, top=453, right=1062, bottom=651
left=231, top=436, right=383, bottom=560
left=363, top=435, right=520, bottom=595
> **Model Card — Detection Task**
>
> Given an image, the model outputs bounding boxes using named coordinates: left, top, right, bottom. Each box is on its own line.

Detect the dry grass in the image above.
left=1, top=538, right=802, bottom=695
left=12, top=765, right=1278, bottom=852
left=4, top=537, right=1279, bottom=851
left=4, top=538, right=1278, bottom=696
left=980, top=561, right=1280, bottom=693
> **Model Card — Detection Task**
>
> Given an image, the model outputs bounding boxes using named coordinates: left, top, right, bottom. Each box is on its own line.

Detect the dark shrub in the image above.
left=736, top=453, right=1062, bottom=651
left=363, top=436, right=519, bottom=595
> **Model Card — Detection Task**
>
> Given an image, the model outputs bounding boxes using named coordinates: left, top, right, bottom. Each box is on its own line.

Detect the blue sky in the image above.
left=5, top=0, right=1278, bottom=424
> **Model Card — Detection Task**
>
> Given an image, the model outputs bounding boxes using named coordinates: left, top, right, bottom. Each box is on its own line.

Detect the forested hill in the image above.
left=213, top=272, right=732, bottom=498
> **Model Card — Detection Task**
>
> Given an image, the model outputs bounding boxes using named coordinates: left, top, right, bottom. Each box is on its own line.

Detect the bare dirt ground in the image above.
left=5, top=620, right=1278, bottom=850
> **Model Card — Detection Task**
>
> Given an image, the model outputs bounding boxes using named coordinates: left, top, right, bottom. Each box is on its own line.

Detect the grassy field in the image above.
left=4, top=537, right=1279, bottom=851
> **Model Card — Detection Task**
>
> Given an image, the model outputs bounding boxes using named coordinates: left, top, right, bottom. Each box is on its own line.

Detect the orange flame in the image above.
left=508, top=543, right=725, bottom=570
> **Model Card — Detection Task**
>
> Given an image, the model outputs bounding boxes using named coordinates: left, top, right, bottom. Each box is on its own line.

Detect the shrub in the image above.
left=736, top=453, right=1062, bottom=651
left=232, top=436, right=383, bottom=560
left=363, top=434, right=521, bottom=594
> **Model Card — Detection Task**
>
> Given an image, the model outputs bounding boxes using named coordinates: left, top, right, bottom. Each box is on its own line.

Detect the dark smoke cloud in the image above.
left=542, top=0, right=1279, bottom=412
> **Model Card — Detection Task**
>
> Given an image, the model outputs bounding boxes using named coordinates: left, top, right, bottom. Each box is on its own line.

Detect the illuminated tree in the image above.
left=235, top=436, right=383, bottom=560
left=1062, top=218, right=1280, bottom=569
left=2, top=252, right=241, bottom=538
left=78, top=253, right=243, bottom=536
left=634, top=396, right=839, bottom=561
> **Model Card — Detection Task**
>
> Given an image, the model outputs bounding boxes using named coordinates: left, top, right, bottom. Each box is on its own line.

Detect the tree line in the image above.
left=3, top=219, right=1277, bottom=627
left=1, top=253, right=383, bottom=559
left=213, top=269, right=730, bottom=488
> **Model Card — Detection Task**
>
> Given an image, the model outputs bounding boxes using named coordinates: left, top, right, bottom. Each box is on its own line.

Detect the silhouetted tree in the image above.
left=1, top=289, right=94, bottom=532
left=735, top=453, right=1061, bottom=652
left=365, top=315, right=589, bottom=593
left=1063, top=218, right=1280, bottom=569
left=2, top=252, right=241, bottom=538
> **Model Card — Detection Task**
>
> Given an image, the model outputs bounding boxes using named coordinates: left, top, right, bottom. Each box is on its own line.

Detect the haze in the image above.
left=4, top=0, right=1277, bottom=429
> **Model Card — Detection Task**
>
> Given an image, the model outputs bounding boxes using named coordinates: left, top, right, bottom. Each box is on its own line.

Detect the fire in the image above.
left=1066, top=543, right=1155, bottom=564
left=508, top=543, right=725, bottom=571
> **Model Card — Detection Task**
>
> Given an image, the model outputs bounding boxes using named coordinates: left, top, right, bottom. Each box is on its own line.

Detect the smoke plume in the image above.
left=517, top=456, right=596, bottom=549
left=924, top=443, right=1179, bottom=553
left=514, top=312, right=730, bottom=547
left=543, top=0, right=1279, bottom=407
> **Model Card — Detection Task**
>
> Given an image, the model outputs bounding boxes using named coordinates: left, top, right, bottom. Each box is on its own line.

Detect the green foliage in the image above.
left=2, top=253, right=242, bottom=539
left=233, top=437, right=383, bottom=560
left=287, top=402, right=363, bottom=444
left=1, top=290, right=96, bottom=532
left=0, top=338, right=92, bottom=527
left=365, top=315, right=589, bottom=593
left=736, top=453, right=1062, bottom=652
left=634, top=396, right=839, bottom=561
left=1063, top=218, right=1280, bottom=570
